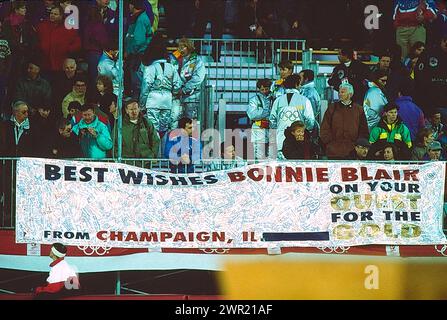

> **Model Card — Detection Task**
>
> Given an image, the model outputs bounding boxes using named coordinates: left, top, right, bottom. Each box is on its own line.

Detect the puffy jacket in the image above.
left=393, top=0, right=437, bottom=27
left=247, top=92, right=273, bottom=143
left=36, top=21, right=81, bottom=72
left=170, top=52, right=206, bottom=102
left=363, top=82, right=388, bottom=132
left=299, top=81, right=321, bottom=121
left=269, top=89, right=315, bottom=152
left=139, top=59, right=182, bottom=110
left=369, top=117, right=412, bottom=149
left=98, top=52, right=120, bottom=96
left=72, top=116, right=113, bottom=159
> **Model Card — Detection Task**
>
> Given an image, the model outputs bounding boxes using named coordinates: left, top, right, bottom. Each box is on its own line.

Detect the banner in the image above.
left=16, top=158, right=447, bottom=248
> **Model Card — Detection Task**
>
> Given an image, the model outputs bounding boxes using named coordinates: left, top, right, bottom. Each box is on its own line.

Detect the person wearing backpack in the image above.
left=269, top=74, right=315, bottom=160
left=139, top=37, right=182, bottom=138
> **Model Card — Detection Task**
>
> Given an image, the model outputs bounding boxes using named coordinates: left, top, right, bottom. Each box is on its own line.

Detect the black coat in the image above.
left=0, top=119, right=36, bottom=157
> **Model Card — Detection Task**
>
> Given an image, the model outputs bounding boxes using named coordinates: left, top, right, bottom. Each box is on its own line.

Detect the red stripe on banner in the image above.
left=2, top=230, right=447, bottom=257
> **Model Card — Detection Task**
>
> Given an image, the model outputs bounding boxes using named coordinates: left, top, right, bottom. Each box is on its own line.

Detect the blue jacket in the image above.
left=164, top=130, right=202, bottom=173
left=395, top=96, right=425, bottom=141
left=299, top=81, right=321, bottom=121
left=125, top=10, right=152, bottom=55
left=363, top=82, right=388, bottom=132
left=72, top=116, right=113, bottom=159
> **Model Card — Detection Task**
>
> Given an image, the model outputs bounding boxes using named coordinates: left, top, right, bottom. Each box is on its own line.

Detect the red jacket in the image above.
left=37, top=21, right=81, bottom=71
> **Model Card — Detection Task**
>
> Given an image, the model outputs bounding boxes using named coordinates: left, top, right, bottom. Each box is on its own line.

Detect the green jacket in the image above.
left=369, top=117, right=412, bottom=148
left=114, top=115, right=160, bottom=158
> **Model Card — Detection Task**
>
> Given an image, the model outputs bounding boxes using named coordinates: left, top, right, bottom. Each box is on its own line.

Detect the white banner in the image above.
left=16, top=158, right=447, bottom=248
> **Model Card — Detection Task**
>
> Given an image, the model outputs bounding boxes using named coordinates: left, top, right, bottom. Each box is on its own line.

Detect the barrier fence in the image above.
left=2, top=158, right=446, bottom=233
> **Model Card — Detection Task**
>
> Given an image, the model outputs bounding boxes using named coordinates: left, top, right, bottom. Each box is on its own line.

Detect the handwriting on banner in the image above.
left=329, top=167, right=422, bottom=240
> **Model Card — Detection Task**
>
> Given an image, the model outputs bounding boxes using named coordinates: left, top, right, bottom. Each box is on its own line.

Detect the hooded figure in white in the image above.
left=139, top=40, right=182, bottom=134
left=269, top=74, right=315, bottom=159
left=363, top=70, right=388, bottom=132
left=169, top=38, right=206, bottom=120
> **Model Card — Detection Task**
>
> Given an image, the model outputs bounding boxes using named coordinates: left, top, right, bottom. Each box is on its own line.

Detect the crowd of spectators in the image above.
left=0, top=0, right=446, bottom=168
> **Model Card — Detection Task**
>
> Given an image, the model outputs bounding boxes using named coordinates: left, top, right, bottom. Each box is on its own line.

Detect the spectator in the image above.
left=61, top=75, right=87, bottom=118
left=83, top=6, right=110, bottom=87
left=88, top=75, right=113, bottom=108
left=298, top=69, right=321, bottom=123
left=382, top=44, right=412, bottom=102
left=125, top=0, right=153, bottom=98
left=350, top=138, right=371, bottom=160
left=0, top=101, right=35, bottom=157
left=0, top=20, right=12, bottom=119
left=169, top=37, right=205, bottom=121
left=140, top=37, right=182, bottom=136
left=247, top=78, right=272, bottom=160
left=164, top=117, right=202, bottom=174
left=2, top=0, right=37, bottom=81
left=36, top=5, right=81, bottom=76
left=277, top=0, right=310, bottom=39
left=72, top=103, right=113, bottom=159
left=271, top=60, right=293, bottom=99
left=208, top=140, right=246, bottom=171
left=328, top=46, right=370, bottom=104
left=415, top=34, right=447, bottom=119
left=98, top=92, right=117, bottom=131
left=281, top=120, right=317, bottom=160
left=412, top=127, right=434, bottom=160
left=369, top=103, right=412, bottom=159
left=164, top=0, right=195, bottom=42
left=382, top=143, right=399, bottom=161
left=14, top=58, right=52, bottom=114
left=363, top=69, right=389, bottom=132
left=427, top=140, right=444, bottom=160
left=370, top=51, right=393, bottom=74
left=34, top=243, right=79, bottom=299
left=426, top=108, right=447, bottom=144
left=403, top=41, right=425, bottom=79
left=29, top=0, right=58, bottom=26
left=67, top=100, right=81, bottom=126
left=393, top=0, right=437, bottom=59
left=97, top=42, right=120, bottom=96
left=51, top=58, right=79, bottom=118
left=193, top=0, right=225, bottom=62
left=31, top=104, right=57, bottom=158
left=320, top=82, right=369, bottom=160
left=395, top=82, right=426, bottom=141
left=114, top=99, right=160, bottom=159
left=269, top=74, right=315, bottom=159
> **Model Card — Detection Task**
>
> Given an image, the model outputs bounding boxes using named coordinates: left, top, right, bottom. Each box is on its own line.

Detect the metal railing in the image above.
left=2, top=157, right=446, bottom=231
left=190, top=38, right=307, bottom=106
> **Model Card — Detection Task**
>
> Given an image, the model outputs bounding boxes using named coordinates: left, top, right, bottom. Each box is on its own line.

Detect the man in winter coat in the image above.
left=320, top=82, right=369, bottom=160
left=36, top=5, right=81, bottom=74
left=72, top=103, right=113, bottom=159
left=114, top=99, right=160, bottom=159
